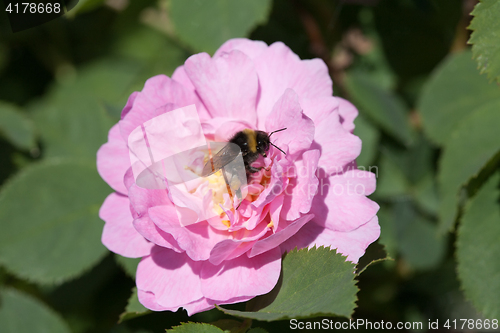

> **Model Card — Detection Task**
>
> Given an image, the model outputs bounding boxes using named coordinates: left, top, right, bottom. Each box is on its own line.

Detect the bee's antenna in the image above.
left=271, top=143, right=286, bottom=155
left=268, top=128, right=287, bottom=138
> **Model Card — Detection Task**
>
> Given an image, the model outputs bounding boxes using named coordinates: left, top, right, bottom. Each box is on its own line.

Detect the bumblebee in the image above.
left=201, top=128, right=287, bottom=178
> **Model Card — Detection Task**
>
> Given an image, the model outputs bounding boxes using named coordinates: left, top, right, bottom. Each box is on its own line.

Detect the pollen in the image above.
left=267, top=220, right=274, bottom=229
left=222, top=219, right=231, bottom=228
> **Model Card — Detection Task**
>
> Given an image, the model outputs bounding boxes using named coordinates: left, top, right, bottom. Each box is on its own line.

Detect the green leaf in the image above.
left=170, top=0, right=272, bottom=54
left=115, top=255, right=141, bottom=278
left=356, top=242, right=390, bottom=275
left=166, top=322, right=225, bottom=333
left=469, top=0, right=500, bottom=84
left=390, top=201, right=447, bottom=271
left=344, top=71, right=414, bottom=146
left=0, top=159, right=110, bottom=284
left=456, top=172, right=500, bottom=319
left=437, top=100, right=500, bottom=232
left=353, top=114, right=380, bottom=167
left=119, top=288, right=150, bottom=323
left=218, top=247, right=358, bottom=321
left=418, top=50, right=500, bottom=145
left=31, top=59, right=140, bottom=159
left=0, top=102, right=36, bottom=150
left=112, top=26, right=189, bottom=88
left=0, top=288, right=71, bottom=333
left=374, top=153, right=410, bottom=199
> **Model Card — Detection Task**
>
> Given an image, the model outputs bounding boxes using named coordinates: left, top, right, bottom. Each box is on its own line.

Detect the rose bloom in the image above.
left=97, top=39, right=380, bottom=315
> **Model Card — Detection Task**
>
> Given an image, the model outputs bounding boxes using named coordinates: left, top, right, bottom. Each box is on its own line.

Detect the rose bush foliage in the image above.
left=97, top=38, right=380, bottom=315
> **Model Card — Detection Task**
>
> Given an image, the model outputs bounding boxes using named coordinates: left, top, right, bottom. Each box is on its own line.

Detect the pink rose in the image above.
left=97, top=38, right=380, bottom=315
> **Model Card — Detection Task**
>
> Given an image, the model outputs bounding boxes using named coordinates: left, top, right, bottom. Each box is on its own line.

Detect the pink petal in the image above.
left=128, top=184, right=170, bottom=217
left=148, top=205, right=229, bottom=261
left=137, top=289, right=171, bottom=311
left=311, top=170, right=379, bottom=232
left=119, top=75, right=206, bottom=140
left=132, top=216, right=183, bottom=252
left=214, top=38, right=268, bottom=60
left=313, top=111, right=361, bottom=175
left=171, top=66, right=196, bottom=91
left=265, top=89, right=315, bottom=160
left=255, top=42, right=332, bottom=125
left=209, top=222, right=269, bottom=265
left=300, top=96, right=340, bottom=125
left=200, top=247, right=281, bottom=301
left=100, top=193, right=153, bottom=258
left=97, top=124, right=130, bottom=195
left=281, top=216, right=380, bottom=263
left=337, top=97, right=358, bottom=133
left=249, top=214, right=314, bottom=258
left=280, top=150, right=320, bottom=220
left=137, top=247, right=204, bottom=309
left=121, top=91, right=138, bottom=119
left=184, top=50, right=259, bottom=126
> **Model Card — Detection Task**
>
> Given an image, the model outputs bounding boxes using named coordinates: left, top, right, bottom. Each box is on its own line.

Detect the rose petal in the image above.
left=281, top=216, right=380, bottom=263
left=214, top=38, right=268, bottom=60
left=280, top=150, right=320, bottom=221
left=100, top=193, right=153, bottom=258
left=208, top=222, right=269, bottom=265
left=337, top=97, right=358, bottom=133
left=300, top=96, right=340, bottom=125
left=201, top=247, right=281, bottom=300
left=249, top=214, right=314, bottom=258
left=184, top=50, right=259, bottom=126
left=265, top=89, right=315, bottom=161
left=97, top=124, right=130, bottom=195
left=119, top=75, right=206, bottom=140
left=133, top=216, right=183, bottom=252
left=311, top=170, right=379, bottom=232
left=255, top=42, right=332, bottom=125
left=313, top=111, right=361, bottom=175
left=148, top=205, right=228, bottom=261
left=137, top=247, right=204, bottom=308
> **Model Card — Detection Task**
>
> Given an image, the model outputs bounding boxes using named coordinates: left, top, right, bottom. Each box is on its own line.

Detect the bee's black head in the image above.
left=255, top=131, right=271, bottom=157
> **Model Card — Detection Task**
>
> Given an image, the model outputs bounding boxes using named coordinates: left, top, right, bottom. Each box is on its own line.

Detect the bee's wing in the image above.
left=201, top=143, right=241, bottom=177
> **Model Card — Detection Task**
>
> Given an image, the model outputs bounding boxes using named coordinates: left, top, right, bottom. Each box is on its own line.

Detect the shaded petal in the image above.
left=311, top=169, right=379, bottom=232
left=121, top=91, right=138, bottom=119
left=265, top=89, right=315, bottom=160
left=128, top=184, right=170, bottom=217
left=185, top=50, right=259, bottom=126
left=201, top=247, right=281, bottom=300
left=97, top=124, right=130, bottom=195
left=214, top=38, right=268, bottom=60
left=137, top=247, right=204, bottom=309
left=100, top=193, right=153, bottom=258
left=133, top=216, right=183, bottom=252
left=148, top=205, right=229, bottom=261
left=313, top=111, right=361, bottom=175
left=337, top=97, right=358, bottom=133
left=255, top=42, right=332, bottom=125
left=281, top=216, right=380, bottom=263
left=119, top=75, right=206, bottom=140
left=137, top=289, right=171, bottom=311
left=280, top=150, right=320, bottom=220
left=209, top=222, right=269, bottom=265
left=249, top=214, right=314, bottom=258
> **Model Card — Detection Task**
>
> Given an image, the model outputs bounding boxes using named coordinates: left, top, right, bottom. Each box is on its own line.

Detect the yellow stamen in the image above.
left=267, top=220, right=274, bottom=229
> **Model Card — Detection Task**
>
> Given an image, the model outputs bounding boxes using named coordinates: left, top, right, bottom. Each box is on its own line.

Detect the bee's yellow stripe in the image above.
left=243, top=129, right=257, bottom=153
